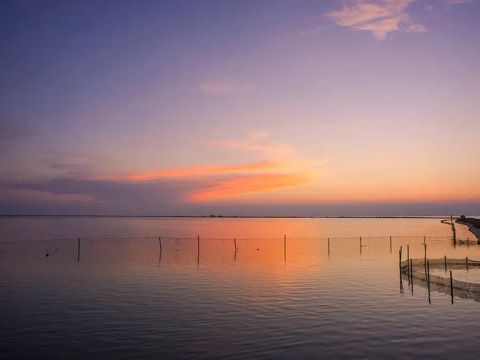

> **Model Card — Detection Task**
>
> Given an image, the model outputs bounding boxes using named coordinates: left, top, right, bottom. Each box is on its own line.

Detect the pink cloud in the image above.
left=326, top=0, right=426, bottom=39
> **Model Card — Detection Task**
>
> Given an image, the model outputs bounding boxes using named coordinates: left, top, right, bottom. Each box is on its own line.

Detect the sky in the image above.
left=1, top=0, right=479, bottom=216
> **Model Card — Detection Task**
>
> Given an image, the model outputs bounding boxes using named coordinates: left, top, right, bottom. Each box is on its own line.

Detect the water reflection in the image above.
left=1, top=217, right=480, bottom=359
left=400, top=257, right=480, bottom=303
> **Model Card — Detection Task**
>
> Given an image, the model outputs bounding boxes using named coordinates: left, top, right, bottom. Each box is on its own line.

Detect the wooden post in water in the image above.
left=359, top=236, right=362, bottom=255
left=424, top=243, right=427, bottom=265
left=233, top=238, right=237, bottom=262
left=389, top=236, right=392, bottom=254
left=450, top=270, right=454, bottom=304
left=399, top=246, right=402, bottom=269
left=400, top=272, right=404, bottom=294
left=158, top=237, right=163, bottom=264
left=452, top=223, right=456, bottom=243
left=466, top=257, right=469, bottom=271
left=407, top=254, right=411, bottom=285
left=451, top=215, right=456, bottom=243
left=426, top=260, right=430, bottom=285
left=409, top=258, right=413, bottom=285
left=284, top=235, right=287, bottom=263
left=427, top=260, right=431, bottom=304
left=399, top=247, right=404, bottom=294
left=406, top=245, right=410, bottom=282
left=424, top=236, right=426, bottom=245
left=410, top=258, right=414, bottom=294
left=77, top=238, right=81, bottom=263
left=197, top=235, right=200, bottom=267
left=327, top=237, right=330, bottom=256
left=444, top=255, right=447, bottom=273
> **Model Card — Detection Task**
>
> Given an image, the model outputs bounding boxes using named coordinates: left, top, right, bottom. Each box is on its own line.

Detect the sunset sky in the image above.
left=1, top=0, right=479, bottom=216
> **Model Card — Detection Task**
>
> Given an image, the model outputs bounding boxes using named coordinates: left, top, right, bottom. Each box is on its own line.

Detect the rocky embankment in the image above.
left=456, top=217, right=480, bottom=243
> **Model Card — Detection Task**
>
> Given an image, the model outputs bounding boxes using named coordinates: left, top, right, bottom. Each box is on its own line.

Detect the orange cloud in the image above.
left=96, top=132, right=318, bottom=203
left=99, top=161, right=283, bottom=182
left=190, top=174, right=311, bottom=202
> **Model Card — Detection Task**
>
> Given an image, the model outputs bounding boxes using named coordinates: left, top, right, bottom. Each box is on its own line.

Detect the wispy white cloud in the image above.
left=195, top=81, right=256, bottom=95
left=325, top=0, right=426, bottom=40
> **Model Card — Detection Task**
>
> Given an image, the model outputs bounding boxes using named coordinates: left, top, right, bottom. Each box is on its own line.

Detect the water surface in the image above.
left=1, top=217, right=479, bottom=359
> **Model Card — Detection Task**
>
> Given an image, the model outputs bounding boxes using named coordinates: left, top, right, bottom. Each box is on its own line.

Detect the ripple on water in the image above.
left=1, top=217, right=480, bottom=359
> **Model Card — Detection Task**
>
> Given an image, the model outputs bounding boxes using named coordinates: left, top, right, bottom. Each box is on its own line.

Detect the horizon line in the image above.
left=1, top=214, right=477, bottom=219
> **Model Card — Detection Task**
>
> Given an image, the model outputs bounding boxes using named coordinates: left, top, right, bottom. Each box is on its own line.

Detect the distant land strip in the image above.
left=1, top=214, right=477, bottom=219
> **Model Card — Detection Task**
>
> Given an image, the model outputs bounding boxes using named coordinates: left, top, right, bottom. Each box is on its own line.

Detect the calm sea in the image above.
left=1, top=216, right=479, bottom=359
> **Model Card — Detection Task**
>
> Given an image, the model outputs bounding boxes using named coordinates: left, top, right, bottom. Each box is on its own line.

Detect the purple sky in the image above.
left=1, top=0, right=479, bottom=216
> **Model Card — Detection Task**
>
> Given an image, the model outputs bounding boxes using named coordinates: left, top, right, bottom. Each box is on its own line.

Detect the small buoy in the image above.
left=257, top=248, right=260, bottom=251
left=45, top=253, right=49, bottom=257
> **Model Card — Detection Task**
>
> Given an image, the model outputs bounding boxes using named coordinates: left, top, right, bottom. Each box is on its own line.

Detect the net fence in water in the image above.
left=0, top=234, right=458, bottom=243
left=400, top=257, right=480, bottom=301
